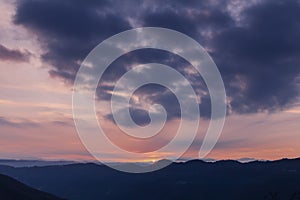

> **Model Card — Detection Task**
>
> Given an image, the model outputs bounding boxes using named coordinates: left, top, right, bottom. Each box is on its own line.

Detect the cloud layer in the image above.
left=13, top=0, right=300, bottom=124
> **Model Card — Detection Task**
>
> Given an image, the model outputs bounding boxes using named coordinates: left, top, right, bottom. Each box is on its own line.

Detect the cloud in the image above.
left=14, top=0, right=131, bottom=82
left=105, top=107, right=151, bottom=127
left=51, top=120, right=73, bottom=127
left=0, top=117, right=39, bottom=128
left=0, top=44, right=31, bottom=62
left=13, top=0, right=300, bottom=124
left=212, top=0, right=300, bottom=113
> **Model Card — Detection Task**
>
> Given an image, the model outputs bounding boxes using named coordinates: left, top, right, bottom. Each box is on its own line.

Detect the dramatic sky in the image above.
left=0, top=0, right=299, bottom=162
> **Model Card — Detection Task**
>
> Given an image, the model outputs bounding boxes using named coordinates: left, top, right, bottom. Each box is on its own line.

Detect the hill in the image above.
left=0, top=158, right=299, bottom=200
left=0, top=173, right=64, bottom=200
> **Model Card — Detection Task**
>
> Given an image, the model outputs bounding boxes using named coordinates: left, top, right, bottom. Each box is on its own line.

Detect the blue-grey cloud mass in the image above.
left=13, top=0, right=300, bottom=124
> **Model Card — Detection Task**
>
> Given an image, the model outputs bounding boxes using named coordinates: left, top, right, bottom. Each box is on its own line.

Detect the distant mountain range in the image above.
left=0, top=159, right=76, bottom=168
left=0, top=157, right=262, bottom=168
left=0, top=173, right=63, bottom=200
left=0, top=158, right=299, bottom=200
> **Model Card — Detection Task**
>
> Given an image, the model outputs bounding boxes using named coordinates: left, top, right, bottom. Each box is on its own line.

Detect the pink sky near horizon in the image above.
left=0, top=0, right=299, bottom=162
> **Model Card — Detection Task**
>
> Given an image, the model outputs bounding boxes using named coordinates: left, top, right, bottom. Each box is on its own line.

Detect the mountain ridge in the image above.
left=0, top=157, right=299, bottom=200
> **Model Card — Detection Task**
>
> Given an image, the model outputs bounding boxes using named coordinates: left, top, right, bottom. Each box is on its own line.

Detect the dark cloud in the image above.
left=0, top=117, right=39, bottom=128
left=141, top=1, right=233, bottom=40
left=99, top=49, right=209, bottom=125
left=105, top=107, right=151, bottom=127
left=144, top=86, right=181, bottom=120
left=14, top=0, right=131, bottom=82
left=0, top=44, right=31, bottom=62
left=212, top=0, right=300, bottom=113
left=13, top=0, right=300, bottom=124
left=51, top=120, right=73, bottom=127
left=105, top=84, right=181, bottom=126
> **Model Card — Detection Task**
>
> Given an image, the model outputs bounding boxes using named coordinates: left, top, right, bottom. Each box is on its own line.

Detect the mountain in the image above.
left=0, top=173, right=64, bottom=200
left=0, top=158, right=299, bottom=200
left=0, top=159, right=76, bottom=168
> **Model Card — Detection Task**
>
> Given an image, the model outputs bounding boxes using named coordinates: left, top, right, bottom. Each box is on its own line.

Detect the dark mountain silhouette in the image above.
left=0, top=173, right=64, bottom=200
left=0, top=158, right=299, bottom=200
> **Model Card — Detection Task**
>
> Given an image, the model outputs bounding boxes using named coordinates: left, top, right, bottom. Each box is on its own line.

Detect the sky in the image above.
left=0, top=0, right=299, bottom=162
